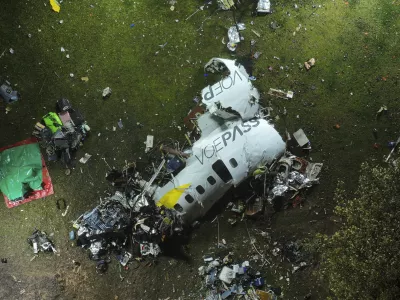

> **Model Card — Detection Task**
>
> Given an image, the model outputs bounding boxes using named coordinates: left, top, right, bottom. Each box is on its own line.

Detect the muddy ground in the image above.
left=1, top=0, right=400, bottom=299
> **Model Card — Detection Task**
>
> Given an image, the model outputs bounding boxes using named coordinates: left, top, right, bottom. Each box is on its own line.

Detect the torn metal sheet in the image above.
left=145, top=135, right=154, bottom=153
left=227, top=23, right=245, bottom=51
left=130, top=194, right=149, bottom=212
left=150, top=118, right=285, bottom=224
left=27, top=230, right=56, bottom=253
left=202, top=58, right=260, bottom=121
left=257, top=0, right=271, bottom=13
left=267, top=154, right=323, bottom=203
left=293, top=129, right=309, bottom=147
left=267, top=88, right=294, bottom=100
left=269, top=185, right=288, bottom=200
left=219, top=266, right=235, bottom=284
left=140, top=243, right=161, bottom=257
left=306, top=162, right=323, bottom=181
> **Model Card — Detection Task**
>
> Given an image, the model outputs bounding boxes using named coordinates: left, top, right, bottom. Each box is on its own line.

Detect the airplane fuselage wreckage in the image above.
left=139, top=58, right=296, bottom=224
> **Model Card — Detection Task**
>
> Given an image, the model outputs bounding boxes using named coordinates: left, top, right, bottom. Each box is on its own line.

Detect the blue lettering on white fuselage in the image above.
left=195, top=119, right=260, bottom=165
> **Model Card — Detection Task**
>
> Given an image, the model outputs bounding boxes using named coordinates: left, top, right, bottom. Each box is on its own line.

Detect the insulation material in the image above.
left=201, top=58, right=260, bottom=121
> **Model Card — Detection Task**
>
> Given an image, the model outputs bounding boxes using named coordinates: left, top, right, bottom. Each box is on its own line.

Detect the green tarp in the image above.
left=0, top=143, right=43, bottom=201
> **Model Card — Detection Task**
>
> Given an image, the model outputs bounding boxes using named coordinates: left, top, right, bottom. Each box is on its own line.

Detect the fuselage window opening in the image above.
left=207, top=176, right=216, bottom=185
left=185, top=194, right=194, bottom=203
left=212, top=159, right=233, bottom=183
left=229, top=158, right=238, bottom=168
left=196, top=185, right=205, bottom=194
left=174, top=203, right=183, bottom=212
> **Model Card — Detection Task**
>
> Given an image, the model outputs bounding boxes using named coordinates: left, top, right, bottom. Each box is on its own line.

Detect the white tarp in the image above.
left=201, top=58, right=260, bottom=121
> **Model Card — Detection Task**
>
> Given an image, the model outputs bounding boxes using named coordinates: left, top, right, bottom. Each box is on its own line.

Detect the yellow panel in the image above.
left=157, top=183, right=191, bottom=208
left=50, top=0, right=60, bottom=12
left=256, top=290, right=273, bottom=300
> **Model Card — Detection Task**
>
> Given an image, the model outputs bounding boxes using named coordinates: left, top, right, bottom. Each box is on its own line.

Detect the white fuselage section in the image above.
left=152, top=118, right=285, bottom=224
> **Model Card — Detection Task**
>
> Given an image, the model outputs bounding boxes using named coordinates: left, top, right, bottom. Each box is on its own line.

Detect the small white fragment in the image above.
left=102, top=87, right=112, bottom=98
left=79, top=153, right=92, bottom=164
left=145, top=135, right=154, bottom=153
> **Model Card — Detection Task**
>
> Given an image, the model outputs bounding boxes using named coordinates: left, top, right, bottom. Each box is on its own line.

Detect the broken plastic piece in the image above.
left=257, top=0, right=271, bottom=13
left=102, top=87, right=112, bottom=98
left=0, top=80, right=20, bottom=104
left=293, top=129, right=309, bottom=147
left=145, top=135, right=154, bottom=153
left=118, top=119, right=123, bottom=129
left=118, top=251, right=132, bottom=266
left=79, top=153, right=92, bottom=164
left=140, top=243, right=161, bottom=257
left=253, top=51, right=262, bottom=59
left=304, top=58, right=316, bottom=70
left=219, top=266, right=236, bottom=284
left=267, top=88, right=293, bottom=100
left=50, top=0, right=61, bottom=12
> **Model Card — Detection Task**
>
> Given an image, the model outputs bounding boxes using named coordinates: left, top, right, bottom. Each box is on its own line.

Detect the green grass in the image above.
left=1, top=0, right=400, bottom=298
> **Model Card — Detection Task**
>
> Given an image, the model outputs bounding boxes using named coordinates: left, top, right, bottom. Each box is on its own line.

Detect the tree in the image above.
left=317, top=163, right=400, bottom=299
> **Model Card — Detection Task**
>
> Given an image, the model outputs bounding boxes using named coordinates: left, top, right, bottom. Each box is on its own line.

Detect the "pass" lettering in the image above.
left=195, top=119, right=260, bottom=165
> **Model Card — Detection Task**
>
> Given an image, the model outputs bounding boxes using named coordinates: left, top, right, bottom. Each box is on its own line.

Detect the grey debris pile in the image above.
left=0, top=80, right=20, bottom=104
left=198, top=252, right=280, bottom=299
left=74, top=194, right=132, bottom=260
left=267, top=154, right=323, bottom=203
left=27, top=229, right=56, bottom=254
left=73, top=163, right=185, bottom=268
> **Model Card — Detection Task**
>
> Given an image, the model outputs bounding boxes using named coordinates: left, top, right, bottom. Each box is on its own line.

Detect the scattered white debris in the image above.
left=61, top=47, right=65, bottom=52
left=293, top=129, right=309, bottom=147
left=9, top=48, right=14, bottom=54
left=79, top=153, right=92, bottom=164
left=145, top=135, right=154, bottom=153
left=62, top=205, right=70, bottom=217
left=102, top=87, right=112, bottom=98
